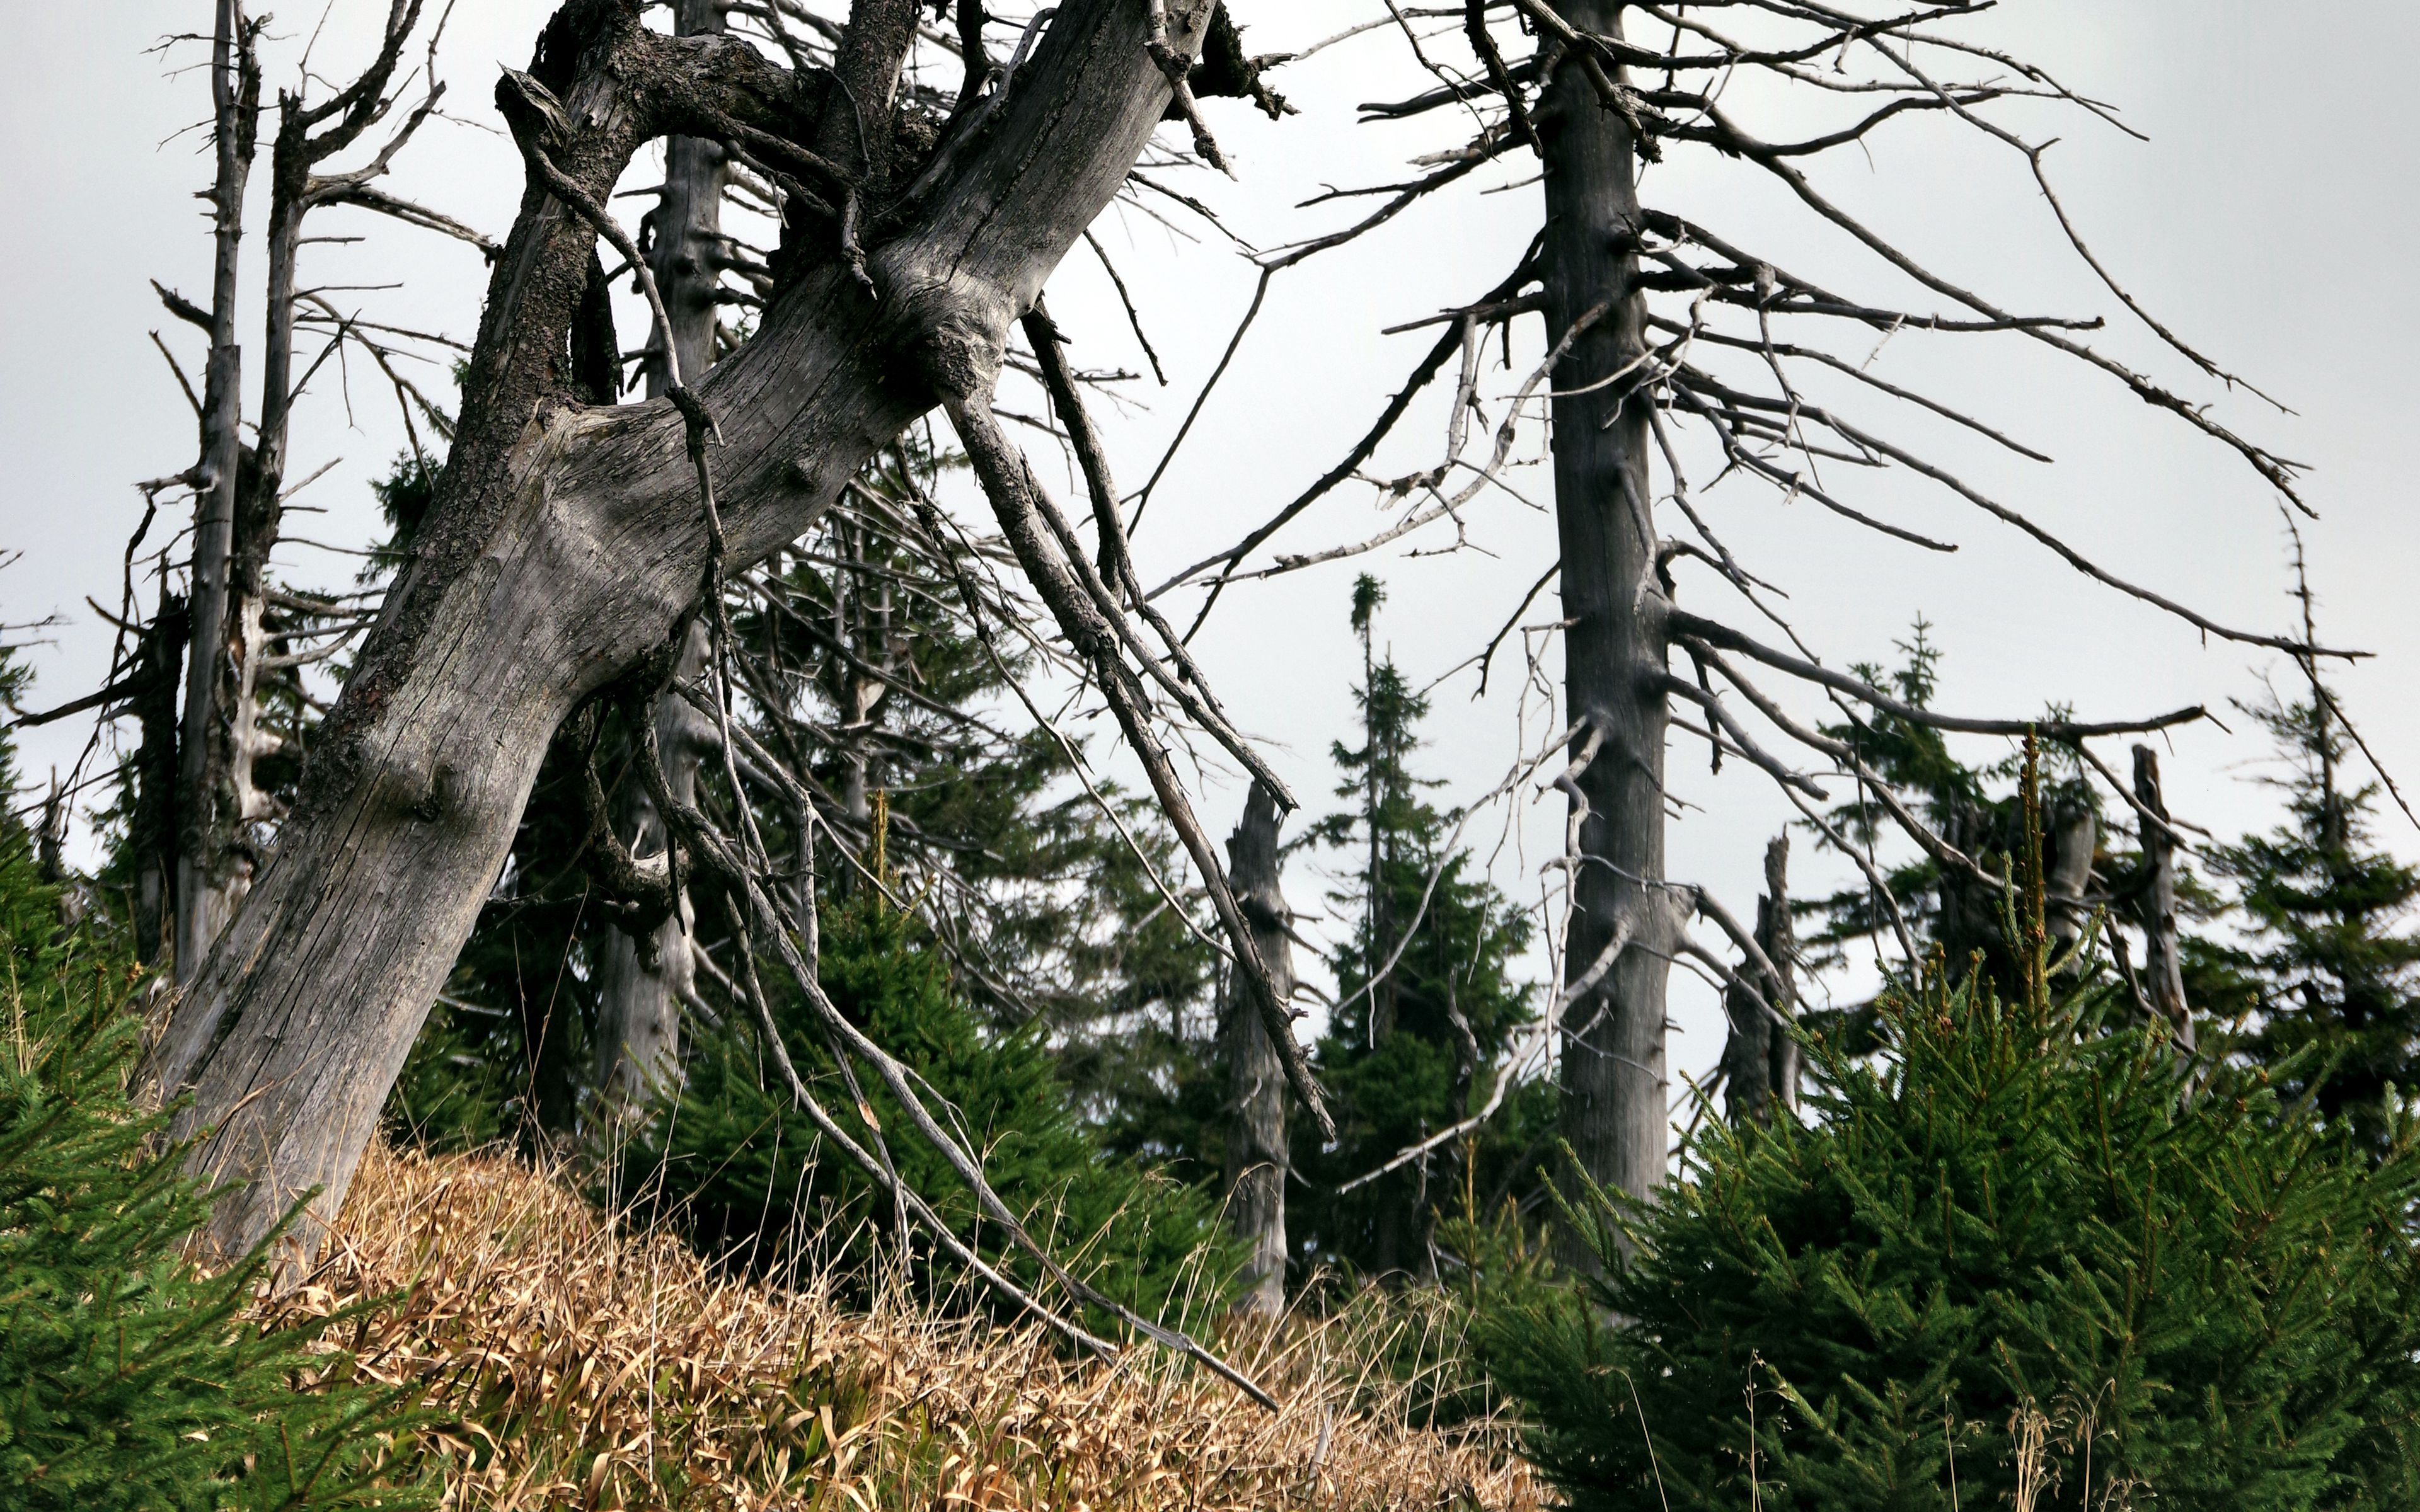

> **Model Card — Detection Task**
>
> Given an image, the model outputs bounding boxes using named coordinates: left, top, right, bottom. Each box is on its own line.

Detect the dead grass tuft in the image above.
left=274, top=1143, right=1545, bottom=1511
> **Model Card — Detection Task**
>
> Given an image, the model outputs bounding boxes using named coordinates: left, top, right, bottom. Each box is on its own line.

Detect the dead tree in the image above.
left=170, top=0, right=262, bottom=978
left=592, top=0, right=732, bottom=1122
left=149, top=0, right=475, bottom=979
left=1538, top=0, right=1673, bottom=1213
left=1145, top=1, right=2340, bottom=1224
left=1223, top=780, right=1293, bottom=1317
left=147, top=0, right=1324, bottom=1302
left=2046, top=796, right=2099, bottom=968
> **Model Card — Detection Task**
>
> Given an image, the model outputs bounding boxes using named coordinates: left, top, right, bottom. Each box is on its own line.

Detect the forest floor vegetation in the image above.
left=289, top=1140, right=1544, bottom=1511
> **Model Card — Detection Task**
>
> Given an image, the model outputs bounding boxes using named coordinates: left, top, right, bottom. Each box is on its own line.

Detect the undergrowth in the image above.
left=295, top=1140, right=1543, bottom=1510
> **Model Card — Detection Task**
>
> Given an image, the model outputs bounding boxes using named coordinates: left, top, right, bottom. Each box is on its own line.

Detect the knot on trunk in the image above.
left=875, top=250, right=1016, bottom=406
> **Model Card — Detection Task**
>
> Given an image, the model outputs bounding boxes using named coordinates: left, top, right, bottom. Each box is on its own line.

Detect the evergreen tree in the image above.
left=0, top=653, right=427, bottom=1511
left=1293, top=576, right=1548, bottom=1283
left=1802, top=623, right=2099, bottom=995
left=1479, top=783, right=2420, bottom=1510
left=623, top=891, right=1238, bottom=1324
left=2215, top=670, right=2420, bottom=1156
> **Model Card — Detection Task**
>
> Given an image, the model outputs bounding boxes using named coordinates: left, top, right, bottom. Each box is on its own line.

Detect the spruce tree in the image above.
left=2215, top=670, right=2420, bottom=1156
left=1479, top=766, right=2420, bottom=1511
left=1293, top=576, right=1547, bottom=1283
left=623, top=891, right=1238, bottom=1324
left=0, top=654, right=427, bottom=1511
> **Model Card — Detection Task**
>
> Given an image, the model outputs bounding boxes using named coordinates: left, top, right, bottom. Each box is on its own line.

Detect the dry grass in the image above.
left=275, top=1143, right=1546, bottom=1511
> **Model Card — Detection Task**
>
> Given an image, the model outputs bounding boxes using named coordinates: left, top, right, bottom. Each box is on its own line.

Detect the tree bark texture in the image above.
left=130, top=594, right=191, bottom=966
left=592, top=0, right=733, bottom=1123
left=1540, top=2, right=1672, bottom=1215
left=151, top=0, right=1221, bottom=1269
left=1222, top=781, right=1292, bottom=1317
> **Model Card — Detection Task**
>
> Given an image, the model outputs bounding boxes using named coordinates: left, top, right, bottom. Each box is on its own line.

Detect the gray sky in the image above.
left=6, top=1, right=2418, bottom=1096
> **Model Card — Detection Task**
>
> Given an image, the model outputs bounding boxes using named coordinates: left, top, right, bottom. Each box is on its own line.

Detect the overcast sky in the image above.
left=6, top=1, right=2418, bottom=1097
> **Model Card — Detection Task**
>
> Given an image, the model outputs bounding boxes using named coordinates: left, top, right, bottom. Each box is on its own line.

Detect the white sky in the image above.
left=6, top=1, right=2419, bottom=1105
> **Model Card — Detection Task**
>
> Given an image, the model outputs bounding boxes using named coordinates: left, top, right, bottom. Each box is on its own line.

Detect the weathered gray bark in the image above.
left=592, top=0, right=732, bottom=1123
left=153, top=0, right=1219, bottom=1268
left=2133, top=744, right=2194, bottom=1050
left=1222, top=781, right=1292, bottom=1317
left=1540, top=3, right=1672, bottom=1218
left=643, top=0, right=730, bottom=392
left=173, top=0, right=261, bottom=982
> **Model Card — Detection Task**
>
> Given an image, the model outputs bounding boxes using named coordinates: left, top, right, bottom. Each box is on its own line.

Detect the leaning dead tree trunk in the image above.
left=152, top=0, right=1232, bottom=1268
left=1223, top=781, right=1292, bottom=1317
left=1540, top=1, right=1673, bottom=1217
left=593, top=0, right=732, bottom=1122
left=2133, top=744, right=2194, bottom=1050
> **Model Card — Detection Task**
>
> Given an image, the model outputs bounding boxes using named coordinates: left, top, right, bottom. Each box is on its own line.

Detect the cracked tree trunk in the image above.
left=592, top=0, right=730, bottom=1125
left=149, top=0, right=1217, bottom=1270
left=1540, top=1, right=1671, bottom=1230
left=1222, top=781, right=1291, bottom=1317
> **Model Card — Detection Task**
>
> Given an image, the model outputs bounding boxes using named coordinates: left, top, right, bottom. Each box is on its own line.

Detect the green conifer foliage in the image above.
left=1803, top=624, right=2098, bottom=998
left=623, top=894, right=1238, bottom=1325
left=0, top=662, right=427, bottom=1511
left=2216, top=677, right=2420, bottom=1156
left=1294, top=577, right=1548, bottom=1283
left=1479, top=784, right=2420, bottom=1511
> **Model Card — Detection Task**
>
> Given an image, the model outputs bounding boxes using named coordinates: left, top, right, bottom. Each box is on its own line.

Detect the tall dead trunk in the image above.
left=1540, top=3, right=1671, bottom=1221
left=643, top=0, right=730, bottom=394
left=1223, top=781, right=1292, bottom=1317
left=172, top=0, right=427, bottom=979
left=592, top=622, right=716, bottom=1116
left=592, top=0, right=732, bottom=1125
left=151, top=0, right=1219, bottom=1269
left=2133, top=745, right=2194, bottom=1050
left=173, top=0, right=260, bottom=982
